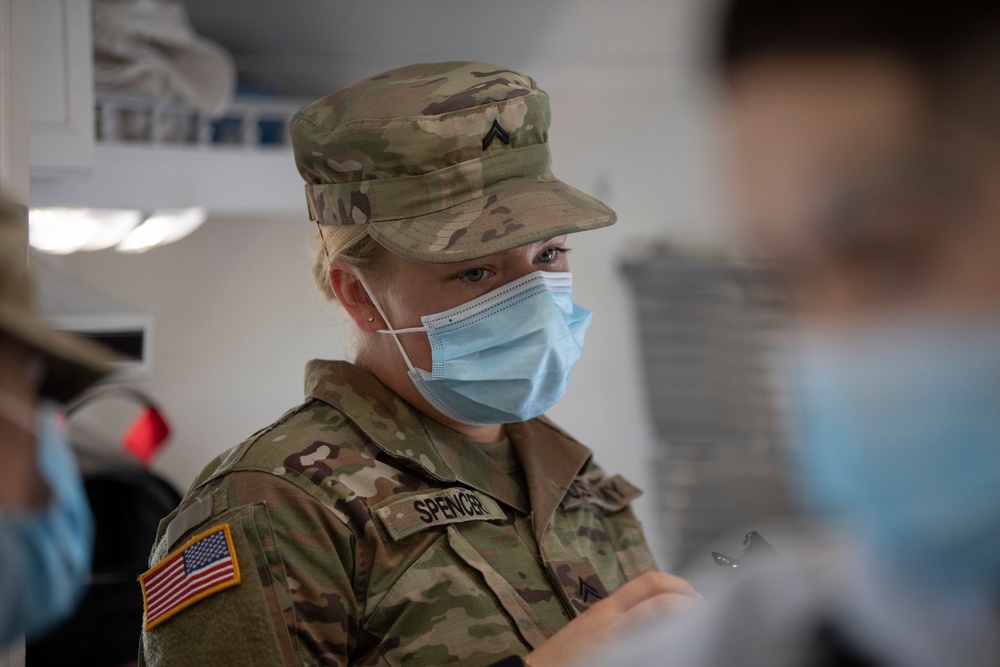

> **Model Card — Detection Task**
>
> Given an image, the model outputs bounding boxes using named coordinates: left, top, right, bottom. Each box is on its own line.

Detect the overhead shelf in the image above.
left=31, top=143, right=304, bottom=217
left=31, top=93, right=310, bottom=217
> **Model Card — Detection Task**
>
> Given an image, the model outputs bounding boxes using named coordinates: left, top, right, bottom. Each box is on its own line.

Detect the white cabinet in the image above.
left=25, top=3, right=305, bottom=215
left=29, top=0, right=95, bottom=171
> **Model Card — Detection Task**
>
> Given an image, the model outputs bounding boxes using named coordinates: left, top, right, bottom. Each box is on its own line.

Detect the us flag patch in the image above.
left=140, top=524, right=241, bottom=631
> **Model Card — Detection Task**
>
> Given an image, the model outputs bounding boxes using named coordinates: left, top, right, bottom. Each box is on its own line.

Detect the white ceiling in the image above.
left=182, top=0, right=713, bottom=99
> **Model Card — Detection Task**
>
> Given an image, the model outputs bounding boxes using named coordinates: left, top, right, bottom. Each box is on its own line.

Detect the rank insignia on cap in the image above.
left=481, top=119, right=510, bottom=150
left=140, top=524, right=241, bottom=631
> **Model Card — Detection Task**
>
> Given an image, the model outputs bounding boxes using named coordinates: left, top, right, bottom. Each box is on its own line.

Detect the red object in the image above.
left=123, top=407, right=171, bottom=465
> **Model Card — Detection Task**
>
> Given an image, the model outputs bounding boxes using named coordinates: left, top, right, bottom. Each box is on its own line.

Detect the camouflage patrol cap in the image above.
left=291, top=61, right=616, bottom=263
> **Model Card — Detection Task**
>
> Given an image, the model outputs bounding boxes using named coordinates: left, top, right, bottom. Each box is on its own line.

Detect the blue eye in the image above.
left=537, top=247, right=566, bottom=263
left=462, top=268, right=486, bottom=282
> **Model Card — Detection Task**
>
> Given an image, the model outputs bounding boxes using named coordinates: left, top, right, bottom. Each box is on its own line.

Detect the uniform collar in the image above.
left=508, top=418, right=593, bottom=535
left=305, top=360, right=591, bottom=516
left=305, top=359, right=451, bottom=479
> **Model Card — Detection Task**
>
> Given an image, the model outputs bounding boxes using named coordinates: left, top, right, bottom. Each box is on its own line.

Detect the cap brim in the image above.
left=0, top=303, right=114, bottom=403
left=365, top=179, right=616, bottom=264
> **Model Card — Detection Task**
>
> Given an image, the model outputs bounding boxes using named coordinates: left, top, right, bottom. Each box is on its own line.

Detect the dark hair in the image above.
left=717, top=1, right=1000, bottom=139
left=718, top=1, right=1000, bottom=75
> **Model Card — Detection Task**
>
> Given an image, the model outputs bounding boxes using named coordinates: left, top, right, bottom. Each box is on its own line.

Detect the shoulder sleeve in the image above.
left=140, top=470, right=361, bottom=667
left=604, top=503, right=661, bottom=580
left=583, top=462, right=661, bottom=580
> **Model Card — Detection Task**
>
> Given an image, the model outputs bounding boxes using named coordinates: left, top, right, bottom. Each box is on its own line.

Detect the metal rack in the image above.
left=622, top=249, right=798, bottom=569
left=94, top=92, right=306, bottom=148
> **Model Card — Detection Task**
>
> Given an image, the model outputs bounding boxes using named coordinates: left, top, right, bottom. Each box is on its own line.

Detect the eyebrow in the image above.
left=438, top=237, right=568, bottom=270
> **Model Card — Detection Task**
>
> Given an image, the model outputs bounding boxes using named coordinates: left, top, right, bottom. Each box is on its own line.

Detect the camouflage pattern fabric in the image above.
left=291, top=62, right=616, bottom=264
left=139, top=360, right=657, bottom=666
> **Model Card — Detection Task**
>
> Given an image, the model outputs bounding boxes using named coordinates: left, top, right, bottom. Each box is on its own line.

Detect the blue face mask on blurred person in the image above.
left=366, top=271, right=591, bottom=425
left=0, top=401, right=93, bottom=647
left=790, top=317, right=1000, bottom=593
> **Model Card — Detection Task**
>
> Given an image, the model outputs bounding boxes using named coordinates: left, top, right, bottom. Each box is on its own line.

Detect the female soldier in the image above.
left=139, top=62, right=696, bottom=667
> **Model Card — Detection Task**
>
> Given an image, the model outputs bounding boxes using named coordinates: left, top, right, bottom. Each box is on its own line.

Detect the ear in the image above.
left=328, top=260, right=385, bottom=331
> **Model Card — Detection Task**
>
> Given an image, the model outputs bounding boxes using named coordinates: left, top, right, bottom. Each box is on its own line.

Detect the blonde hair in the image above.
left=311, top=225, right=389, bottom=303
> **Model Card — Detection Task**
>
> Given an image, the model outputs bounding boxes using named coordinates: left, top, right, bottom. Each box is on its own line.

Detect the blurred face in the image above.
left=725, top=55, right=1000, bottom=326
left=0, top=337, right=45, bottom=507
left=726, top=56, right=1000, bottom=592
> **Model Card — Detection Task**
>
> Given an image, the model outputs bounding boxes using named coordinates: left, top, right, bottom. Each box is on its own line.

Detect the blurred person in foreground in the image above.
left=583, top=2, right=1000, bottom=666
left=138, top=62, right=696, bottom=667
left=0, top=197, right=111, bottom=646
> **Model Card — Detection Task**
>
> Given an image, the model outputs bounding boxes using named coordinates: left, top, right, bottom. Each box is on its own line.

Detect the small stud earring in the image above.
left=367, top=316, right=374, bottom=322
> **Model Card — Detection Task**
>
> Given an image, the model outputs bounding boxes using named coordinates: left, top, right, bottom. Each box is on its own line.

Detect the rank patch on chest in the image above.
left=375, top=488, right=506, bottom=540
left=560, top=472, right=643, bottom=513
left=140, top=524, right=241, bottom=631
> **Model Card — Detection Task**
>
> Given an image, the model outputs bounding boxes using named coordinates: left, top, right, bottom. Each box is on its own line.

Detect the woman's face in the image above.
left=367, top=235, right=571, bottom=374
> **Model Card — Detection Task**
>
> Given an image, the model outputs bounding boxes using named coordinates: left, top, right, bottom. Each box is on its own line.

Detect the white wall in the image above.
left=38, top=214, right=351, bottom=483
left=37, top=0, right=735, bottom=566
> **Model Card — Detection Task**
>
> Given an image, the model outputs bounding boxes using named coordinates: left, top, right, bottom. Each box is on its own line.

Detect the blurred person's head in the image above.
left=716, top=1, right=1000, bottom=595
left=0, top=197, right=109, bottom=507
left=718, top=1, right=1000, bottom=323
left=0, top=195, right=111, bottom=646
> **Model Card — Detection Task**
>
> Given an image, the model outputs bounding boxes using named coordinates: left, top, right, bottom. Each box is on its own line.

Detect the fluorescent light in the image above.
left=79, top=209, right=143, bottom=250
left=116, top=207, right=206, bottom=253
left=29, top=208, right=142, bottom=254
left=29, top=208, right=91, bottom=254
left=29, top=206, right=206, bottom=255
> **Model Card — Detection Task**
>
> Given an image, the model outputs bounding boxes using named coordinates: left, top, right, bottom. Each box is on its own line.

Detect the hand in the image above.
left=525, top=571, right=700, bottom=667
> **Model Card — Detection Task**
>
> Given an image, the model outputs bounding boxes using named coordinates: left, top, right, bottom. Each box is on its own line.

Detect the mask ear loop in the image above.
left=318, top=226, right=425, bottom=371
left=355, top=274, right=426, bottom=372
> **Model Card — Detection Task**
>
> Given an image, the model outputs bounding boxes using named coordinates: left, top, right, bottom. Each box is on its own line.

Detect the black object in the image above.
left=482, top=119, right=511, bottom=150
left=487, top=657, right=527, bottom=667
left=712, top=530, right=780, bottom=574
left=26, top=468, right=181, bottom=667
left=805, top=620, right=885, bottom=667
left=64, top=385, right=160, bottom=419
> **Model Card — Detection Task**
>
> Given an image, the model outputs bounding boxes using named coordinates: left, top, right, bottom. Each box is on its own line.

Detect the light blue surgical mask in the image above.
left=365, top=271, right=591, bottom=425
left=0, top=399, right=93, bottom=647
left=789, top=316, right=1000, bottom=593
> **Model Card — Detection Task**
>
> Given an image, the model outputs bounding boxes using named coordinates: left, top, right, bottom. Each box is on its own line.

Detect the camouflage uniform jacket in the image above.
left=139, top=360, right=657, bottom=666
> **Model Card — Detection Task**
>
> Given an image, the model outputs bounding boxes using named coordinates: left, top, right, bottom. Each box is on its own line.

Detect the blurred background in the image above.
left=25, top=0, right=799, bottom=606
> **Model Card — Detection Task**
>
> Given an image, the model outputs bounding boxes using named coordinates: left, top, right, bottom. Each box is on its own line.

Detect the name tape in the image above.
left=375, top=488, right=506, bottom=541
